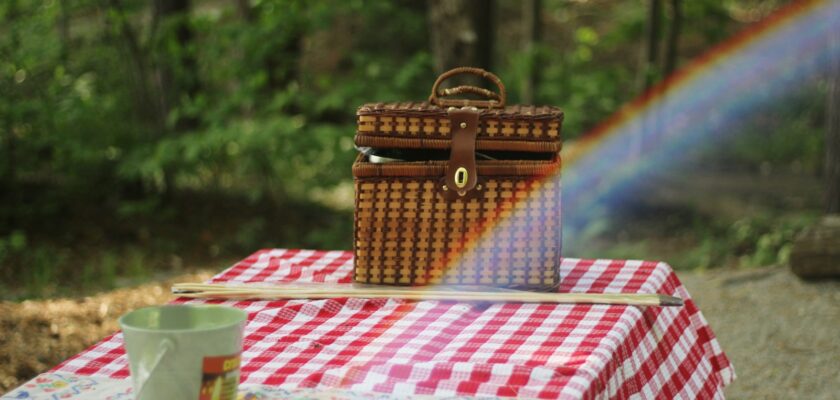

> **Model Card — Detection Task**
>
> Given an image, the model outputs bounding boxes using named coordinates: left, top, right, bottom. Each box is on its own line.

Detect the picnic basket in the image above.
left=352, top=67, right=563, bottom=291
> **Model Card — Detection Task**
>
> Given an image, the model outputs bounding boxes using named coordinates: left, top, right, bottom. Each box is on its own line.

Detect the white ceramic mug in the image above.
left=119, top=304, right=247, bottom=400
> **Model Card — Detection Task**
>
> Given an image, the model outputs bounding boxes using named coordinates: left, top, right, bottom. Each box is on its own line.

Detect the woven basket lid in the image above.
left=356, top=101, right=563, bottom=153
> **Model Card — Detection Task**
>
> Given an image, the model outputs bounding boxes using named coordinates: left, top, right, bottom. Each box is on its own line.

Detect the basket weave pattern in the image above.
left=354, top=173, right=561, bottom=289
left=357, top=103, right=561, bottom=141
left=353, top=68, right=563, bottom=291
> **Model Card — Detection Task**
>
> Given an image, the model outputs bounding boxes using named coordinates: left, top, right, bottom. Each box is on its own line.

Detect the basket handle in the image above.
left=429, top=67, right=506, bottom=108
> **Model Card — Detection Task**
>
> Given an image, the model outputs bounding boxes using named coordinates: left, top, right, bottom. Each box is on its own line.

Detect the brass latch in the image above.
left=454, top=167, right=468, bottom=189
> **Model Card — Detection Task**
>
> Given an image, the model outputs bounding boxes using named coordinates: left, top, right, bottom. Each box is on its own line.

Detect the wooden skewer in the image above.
left=172, top=283, right=683, bottom=307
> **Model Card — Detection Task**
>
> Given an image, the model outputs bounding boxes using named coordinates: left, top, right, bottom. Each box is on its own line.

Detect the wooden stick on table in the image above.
left=172, top=283, right=684, bottom=307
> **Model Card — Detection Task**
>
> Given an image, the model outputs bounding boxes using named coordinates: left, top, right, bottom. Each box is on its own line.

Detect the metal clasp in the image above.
left=454, top=167, right=468, bottom=189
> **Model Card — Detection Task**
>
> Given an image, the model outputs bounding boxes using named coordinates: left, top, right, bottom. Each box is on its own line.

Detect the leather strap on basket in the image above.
left=442, top=107, right=480, bottom=199
left=429, top=67, right=506, bottom=109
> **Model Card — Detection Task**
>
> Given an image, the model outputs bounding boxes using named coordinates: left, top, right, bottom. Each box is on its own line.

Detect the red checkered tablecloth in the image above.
left=53, top=249, right=734, bottom=399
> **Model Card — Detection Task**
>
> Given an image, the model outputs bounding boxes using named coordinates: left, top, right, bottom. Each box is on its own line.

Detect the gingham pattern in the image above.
left=53, top=249, right=734, bottom=399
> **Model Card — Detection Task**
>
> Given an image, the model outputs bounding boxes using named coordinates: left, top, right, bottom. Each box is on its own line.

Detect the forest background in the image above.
left=1, top=0, right=832, bottom=300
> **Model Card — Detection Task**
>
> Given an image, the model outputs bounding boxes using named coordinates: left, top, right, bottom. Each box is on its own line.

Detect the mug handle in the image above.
left=134, top=338, right=175, bottom=397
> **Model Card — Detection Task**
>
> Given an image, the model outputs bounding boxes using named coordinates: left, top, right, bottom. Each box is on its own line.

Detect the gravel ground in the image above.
left=2, top=267, right=838, bottom=398
left=0, top=271, right=214, bottom=392
left=679, top=267, right=840, bottom=399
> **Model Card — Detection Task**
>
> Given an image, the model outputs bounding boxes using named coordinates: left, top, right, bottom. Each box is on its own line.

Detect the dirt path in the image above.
left=679, top=267, right=840, bottom=399
left=2, top=267, right=838, bottom=398
left=0, top=271, right=214, bottom=392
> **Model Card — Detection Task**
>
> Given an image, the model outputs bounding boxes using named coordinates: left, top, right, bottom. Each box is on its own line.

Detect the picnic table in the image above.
left=4, top=249, right=734, bottom=399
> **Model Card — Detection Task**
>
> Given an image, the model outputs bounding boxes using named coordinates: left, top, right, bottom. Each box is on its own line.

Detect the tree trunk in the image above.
left=521, top=0, right=541, bottom=104
left=236, top=0, right=254, bottom=22
left=3, top=0, right=20, bottom=188
left=428, top=0, right=495, bottom=78
left=107, top=0, right=160, bottom=129
left=632, top=0, right=663, bottom=160
left=826, top=25, right=840, bottom=214
left=2, top=0, right=20, bottom=228
left=638, top=0, right=662, bottom=92
left=790, top=216, right=840, bottom=279
left=473, top=0, right=495, bottom=73
left=58, top=0, right=70, bottom=62
left=152, top=0, right=198, bottom=132
left=264, top=32, right=302, bottom=93
left=790, top=24, right=840, bottom=280
left=663, top=0, right=681, bottom=77
left=238, top=2, right=302, bottom=98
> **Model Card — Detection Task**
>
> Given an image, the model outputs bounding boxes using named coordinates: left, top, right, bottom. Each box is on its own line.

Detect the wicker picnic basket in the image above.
left=352, top=67, right=563, bottom=291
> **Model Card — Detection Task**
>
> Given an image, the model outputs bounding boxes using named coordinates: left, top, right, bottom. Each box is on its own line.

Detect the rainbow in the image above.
left=455, top=0, right=840, bottom=273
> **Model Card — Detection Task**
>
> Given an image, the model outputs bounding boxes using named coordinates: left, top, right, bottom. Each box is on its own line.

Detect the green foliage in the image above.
left=504, top=2, right=645, bottom=137
left=1, top=239, right=158, bottom=299
left=530, top=25, right=636, bottom=137
left=0, top=231, right=62, bottom=297
left=709, top=87, right=826, bottom=172
left=728, top=216, right=810, bottom=268
left=570, top=195, right=818, bottom=271
left=591, top=213, right=816, bottom=270
left=0, top=0, right=824, bottom=298
left=672, top=216, right=812, bottom=270
left=0, top=0, right=432, bottom=198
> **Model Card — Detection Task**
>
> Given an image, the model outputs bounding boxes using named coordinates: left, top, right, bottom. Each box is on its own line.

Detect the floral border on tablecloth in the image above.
left=2, top=373, right=506, bottom=400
